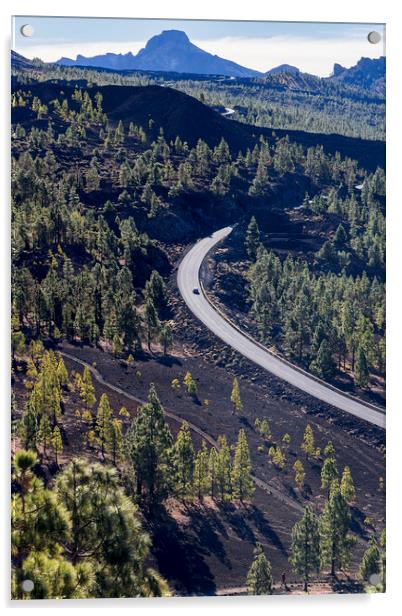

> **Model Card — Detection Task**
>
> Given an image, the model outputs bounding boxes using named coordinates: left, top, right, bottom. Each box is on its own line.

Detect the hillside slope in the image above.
left=13, top=81, right=384, bottom=170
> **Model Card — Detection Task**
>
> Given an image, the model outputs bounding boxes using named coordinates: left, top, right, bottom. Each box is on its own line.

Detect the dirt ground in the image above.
left=13, top=334, right=385, bottom=595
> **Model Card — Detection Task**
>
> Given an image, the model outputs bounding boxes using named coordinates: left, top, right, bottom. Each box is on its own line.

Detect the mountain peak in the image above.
left=332, top=63, right=346, bottom=77
left=155, top=30, right=190, bottom=43
left=266, top=64, right=300, bottom=75
left=55, top=29, right=261, bottom=77
left=141, top=29, right=191, bottom=53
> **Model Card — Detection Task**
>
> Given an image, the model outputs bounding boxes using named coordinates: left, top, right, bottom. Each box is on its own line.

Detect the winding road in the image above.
left=177, top=227, right=386, bottom=429
left=221, top=107, right=236, bottom=117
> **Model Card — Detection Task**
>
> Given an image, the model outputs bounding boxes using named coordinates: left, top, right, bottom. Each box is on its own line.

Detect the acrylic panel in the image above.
left=11, top=16, right=386, bottom=599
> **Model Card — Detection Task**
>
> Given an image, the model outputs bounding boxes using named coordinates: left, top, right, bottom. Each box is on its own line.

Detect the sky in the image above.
left=12, top=16, right=385, bottom=77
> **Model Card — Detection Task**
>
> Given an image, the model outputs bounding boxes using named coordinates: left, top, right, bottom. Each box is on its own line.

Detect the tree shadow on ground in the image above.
left=134, top=350, right=181, bottom=367
left=184, top=502, right=231, bottom=566
left=349, top=506, right=371, bottom=540
left=155, top=354, right=182, bottom=368
left=246, top=505, right=288, bottom=555
left=239, top=416, right=253, bottom=430
left=218, top=502, right=256, bottom=543
left=148, top=503, right=217, bottom=596
left=331, top=576, right=365, bottom=594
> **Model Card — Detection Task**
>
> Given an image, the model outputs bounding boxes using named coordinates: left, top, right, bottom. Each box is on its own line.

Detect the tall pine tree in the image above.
left=289, top=506, right=320, bottom=592
left=247, top=543, right=273, bottom=595
left=125, top=383, right=173, bottom=503
left=319, top=480, right=354, bottom=576
left=232, top=429, right=254, bottom=501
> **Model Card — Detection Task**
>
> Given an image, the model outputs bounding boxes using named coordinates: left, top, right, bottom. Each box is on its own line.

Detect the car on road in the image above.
left=192, top=287, right=200, bottom=295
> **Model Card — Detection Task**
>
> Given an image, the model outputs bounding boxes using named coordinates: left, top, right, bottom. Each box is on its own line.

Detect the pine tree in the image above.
left=114, top=120, right=125, bottom=144
left=245, top=216, right=260, bottom=260
left=125, top=383, right=173, bottom=502
left=249, top=156, right=269, bottom=196
left=56, top=357, right=69, bottom=388
left=293, top=459, right=305, bottom=489
left=355, top=346, right=369, bottom=388
left=208, top=447, right=219, bottom=499
left=301, top=425, right=315, bottom=459
left=183, top=371, right=197, bottom=397
left=11, top=451, right=78, bottom=599
left=171, top=378, right=180, bottom=391
left=333, top=223, right=348, bottom=247
left=19, top=402, right=38, bottom=451
left=289, top=506, right=321, bottom=592
left=230, top=377, right=243, bottom=414
left=321, top=456, right=338, bottom=494
left=340, top=466, right=356, bottom=503
left=319, top=480, right=354, bottom=576
left=310, top=339, right=336, bottom=380
left=213, top=138, right=230, bottom=164
left=173, top=421, right=195, bottom=499
left=106, top=418, right=124, bottom=466
left=38, top=415, right=52, bottom=457
left=52, top=425, right=63, bottom=465
left=112, top=333, right=123, bottom=357
left=11, top=305, right=26, bottom=360
left=193, top=441, right=209, bottom=500
left=79, top=366, right=96, bottom=416
left=159, top=321, right=173, bottom=356
left=216, top=435, right=232, bottom=500
left=28, top=352, right=62, bottom=425
left=255, top=418, right=272, bottom=441
left=144, top=298, right=160, bottom=351
left=55, top=460, right=170, bottom=597
left=272, top=446, right=286, bottom=470
left=145, top=270, right=167, bottom=313
left=359, top=537, right=380, bottom=584
left=119, top=406, right=130, bottom=418
left=232, top=429, right=254, bottom=501
left=324, top=441, right=335, bottom=457
left=12, top=449, right=38, bottom=517
left=247, top=543, right=273, bottom=595
left=95, top=393, right=112, bottom=458
left=15, top=551, right=93, bottom=599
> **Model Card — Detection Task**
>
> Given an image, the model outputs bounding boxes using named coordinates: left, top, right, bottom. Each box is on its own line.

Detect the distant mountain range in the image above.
left=260, top=57, right=385, bottom=96
left=12, top=29, right=385, bottom=95
left=11, top=50, right=38, bottom=71
left=329, top=56, right=385, bottom=95
left=57, top=30, right=261, bottom=78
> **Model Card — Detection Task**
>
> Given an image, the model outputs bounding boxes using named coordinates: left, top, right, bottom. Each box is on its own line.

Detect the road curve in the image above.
left=177, top=227, right=386, bottom=429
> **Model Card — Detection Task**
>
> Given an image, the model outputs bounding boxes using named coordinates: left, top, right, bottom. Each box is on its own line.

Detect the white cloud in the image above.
left=193, top=35, right=384, bottom=76
left=14, top=33, right=384, bottom=76
left=14, top=40, right=146, bottom=62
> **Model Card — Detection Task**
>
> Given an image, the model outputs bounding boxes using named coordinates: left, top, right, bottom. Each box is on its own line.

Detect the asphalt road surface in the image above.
left=222, top=107, right=236, bottom=116
left=177, top=227, right=386, bottom=429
